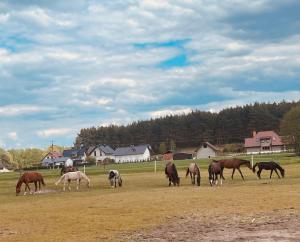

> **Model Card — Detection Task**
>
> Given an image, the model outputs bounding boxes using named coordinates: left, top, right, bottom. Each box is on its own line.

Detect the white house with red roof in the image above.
left=244, top=131, right=286, bottom=154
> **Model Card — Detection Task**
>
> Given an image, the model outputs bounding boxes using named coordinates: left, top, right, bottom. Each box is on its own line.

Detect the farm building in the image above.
left=86, top=145, right=115, bottom=164
left=244, top=131, right=285, bottom=154
left=42, top=156, right=70, bottom=167
left=113, top=145, right=151, bottom=163
left=0, top=161, right=12, bottom=173
left=162, top=151, right=193, bottom=160
left=195, top=142, right=221, bottom=159
left=63, top=148, right=87, bottom=164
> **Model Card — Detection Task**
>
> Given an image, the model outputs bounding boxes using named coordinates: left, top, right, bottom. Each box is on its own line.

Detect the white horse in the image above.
left=55, top=171, right=90, bottom=191
left=108, top=170, right=122, bottom=188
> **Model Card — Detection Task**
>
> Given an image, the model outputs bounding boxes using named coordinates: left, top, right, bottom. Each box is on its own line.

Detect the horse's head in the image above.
left=16, top=187, right=21, bottom=196
left=280, top=168, right=285, bottom=178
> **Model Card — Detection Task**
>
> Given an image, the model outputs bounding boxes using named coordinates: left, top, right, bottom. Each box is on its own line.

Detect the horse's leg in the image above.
left=76, top=179, right=79, bottom=190
left=237, top=168, right=244, bottom=180
left=274, top=169, right=281, bottom=179
left=270, top=169, right=273, bottom=179
left=24, top=182, right=28, bottom=195
left=257, top=169, right=262, bottom=179
left=231, top=168, right=235, bottom=179
left=34, top=181, right=37, bottom=194
left=63, top=179, right=66, bottom=191
left=68, top=180, right=71, bottom=191
left=221, top=167, right=225, bottom=180
left=168, top=178, right=171, bottom=186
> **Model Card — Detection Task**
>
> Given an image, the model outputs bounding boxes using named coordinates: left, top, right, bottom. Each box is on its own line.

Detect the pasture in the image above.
left=0, top=153, right=299, bottom=241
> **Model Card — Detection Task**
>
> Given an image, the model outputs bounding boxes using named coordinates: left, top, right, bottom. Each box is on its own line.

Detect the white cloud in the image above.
left=36, top=128, right=72, bottom=138
left=149, top=108, right=193, bottom=118
left=8, top=132, right=18, bottom=140
left=0, top=105, right=48, bottom=116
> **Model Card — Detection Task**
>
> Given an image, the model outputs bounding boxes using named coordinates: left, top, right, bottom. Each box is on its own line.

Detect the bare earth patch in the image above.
left=119, top=210, right=300, bottom=242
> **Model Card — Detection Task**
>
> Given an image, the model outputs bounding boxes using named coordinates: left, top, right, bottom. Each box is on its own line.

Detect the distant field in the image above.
left=0, top=153, right=299, bottom=241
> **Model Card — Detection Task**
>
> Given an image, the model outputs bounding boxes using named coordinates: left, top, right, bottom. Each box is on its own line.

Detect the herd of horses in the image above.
left=15, top=159, right=285, bottom=195
left=165, top=159, right=285, bottom=187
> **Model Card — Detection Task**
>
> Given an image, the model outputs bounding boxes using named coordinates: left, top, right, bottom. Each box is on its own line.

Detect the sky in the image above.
left=0, top=0, right=300, bottom=149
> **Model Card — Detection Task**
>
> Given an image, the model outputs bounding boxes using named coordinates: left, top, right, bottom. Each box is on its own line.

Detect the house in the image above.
left=113, top=145, right=151, bottom=163
left=42, top=156, right=70, bottom=167
left=63, top=148, right=87, bottom=164
left=41, top=151, right=63, bottom=167
left=195, top=142, right=221, bottom=159
left=86, top=145, right=115, bottom=165
left=244, top=131, right=285, bottom=154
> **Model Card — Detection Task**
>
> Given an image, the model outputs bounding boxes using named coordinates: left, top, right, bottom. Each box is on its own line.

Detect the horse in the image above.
left=253, top=161, right=285, bottom=179
left=215, top=158, right=252, bottom=180
left=186, top=163, right=201, bottom=186
left=208, top=161, right=223, bottom=186
left=55, top=171, right=90, bottom=191
left=16, top=172, right=45, bottom=196
left=165, top=162, right=180, bottom=186
left=108, top=170, right=123, bottom=188
left=60, top=166, right=78, bottom=176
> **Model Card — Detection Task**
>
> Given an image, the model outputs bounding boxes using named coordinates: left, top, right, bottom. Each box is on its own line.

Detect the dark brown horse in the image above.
left=16, top=172, right=45, bottom=196
left=60, top=166, right=78, bottom=175
left=165, top=162, right=180, bottom=186
left=186, top=163, right=201, bottom=186
left=253, top=161, right=285, bottom=179
left=208, top=161, right=223, bottom=186
left=215, top=158, right=252, bottom=180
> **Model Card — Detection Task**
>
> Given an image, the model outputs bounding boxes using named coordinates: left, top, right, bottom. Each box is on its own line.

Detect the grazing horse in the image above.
left=60, top=166, right=78, bottom=176
left=108, top=170, right=123, bottom=188
left=165, top=162, right=180, bottom=186
left=55, top=171, right=90, bottom=191
left=208, top=161, right=223, bottom=186
left=186, top=163, right=201, bottom=186
left=216, top=158, right=252, bottom=180
left=253, top=161, right=285, bottom=179
left=16, top=172, right=45, bottom=196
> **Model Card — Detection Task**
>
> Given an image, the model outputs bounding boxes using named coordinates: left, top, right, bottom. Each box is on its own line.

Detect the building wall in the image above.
left=89, top=147, right=113, bottom=163
left=246, top=145, right=285, bottom=154
left=114, top=149, right=151, bottom=163
left=196, top=147, right=216, bottom=159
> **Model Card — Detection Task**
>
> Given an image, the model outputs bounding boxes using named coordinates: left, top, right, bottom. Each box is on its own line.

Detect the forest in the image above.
left=75, top=101, right=300, bottom=153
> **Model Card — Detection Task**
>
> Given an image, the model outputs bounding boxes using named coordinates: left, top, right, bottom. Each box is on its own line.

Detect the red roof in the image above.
left=244, top=131, right=283, bottom=148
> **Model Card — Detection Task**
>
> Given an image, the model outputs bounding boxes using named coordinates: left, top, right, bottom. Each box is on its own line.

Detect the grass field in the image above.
left=0, top=153, right=299, bottom=241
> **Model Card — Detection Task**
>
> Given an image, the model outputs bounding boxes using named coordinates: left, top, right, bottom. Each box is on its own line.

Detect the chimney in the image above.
left=253, top=131, right=257, bottom=137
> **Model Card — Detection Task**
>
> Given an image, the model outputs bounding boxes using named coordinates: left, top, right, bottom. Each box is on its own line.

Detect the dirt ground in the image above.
left=119, top=210, right=300, bottom=242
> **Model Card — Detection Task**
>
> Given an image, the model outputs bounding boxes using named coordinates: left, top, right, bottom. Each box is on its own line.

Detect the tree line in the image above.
left=75, top=101, right=300, bottom=153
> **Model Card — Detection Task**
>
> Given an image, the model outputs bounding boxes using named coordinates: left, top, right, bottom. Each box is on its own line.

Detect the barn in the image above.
left=195, top=142, right=221, bottom=159
left=113, top=145, right=151, bottom=163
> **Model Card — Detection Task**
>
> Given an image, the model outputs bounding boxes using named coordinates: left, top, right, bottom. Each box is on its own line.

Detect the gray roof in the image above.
left=114, top=145, right=150, bottom=156
left=42, top=157, right=69, bottom=165
left=86, top=145, right=115, bottom=156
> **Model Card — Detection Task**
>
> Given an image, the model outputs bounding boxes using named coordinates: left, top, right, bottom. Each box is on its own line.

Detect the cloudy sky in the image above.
left=0, top=0, right=299, bottom=149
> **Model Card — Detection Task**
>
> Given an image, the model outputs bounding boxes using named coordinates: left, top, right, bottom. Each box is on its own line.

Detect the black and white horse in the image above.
left=108, top=170, right=122, bottom=188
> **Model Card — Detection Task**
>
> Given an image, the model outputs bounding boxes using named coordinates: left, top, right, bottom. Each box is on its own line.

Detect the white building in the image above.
left=113, top=145, right=151, bottom=163
left=195, top=142, right=221, bottom=159
left=87, top=145, right=115, bottom=164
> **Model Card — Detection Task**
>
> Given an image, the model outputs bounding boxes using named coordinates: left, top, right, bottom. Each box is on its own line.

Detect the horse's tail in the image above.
left=55, top=174, right=65, bottom=186
left=252, top=163, right=258, bottom=173
left=185, top=168, right=190, bottom=177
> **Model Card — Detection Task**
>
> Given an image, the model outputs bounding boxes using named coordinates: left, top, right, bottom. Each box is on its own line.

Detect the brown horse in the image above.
left=165, top=162, right=180, bottom=186
left=16, top=172, right=45, bottom=196
left=186, top=163, right=201, bottom=186
left=208, top=161, right=223, bottom=186
left=215, top=158, right=252, bottom=180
